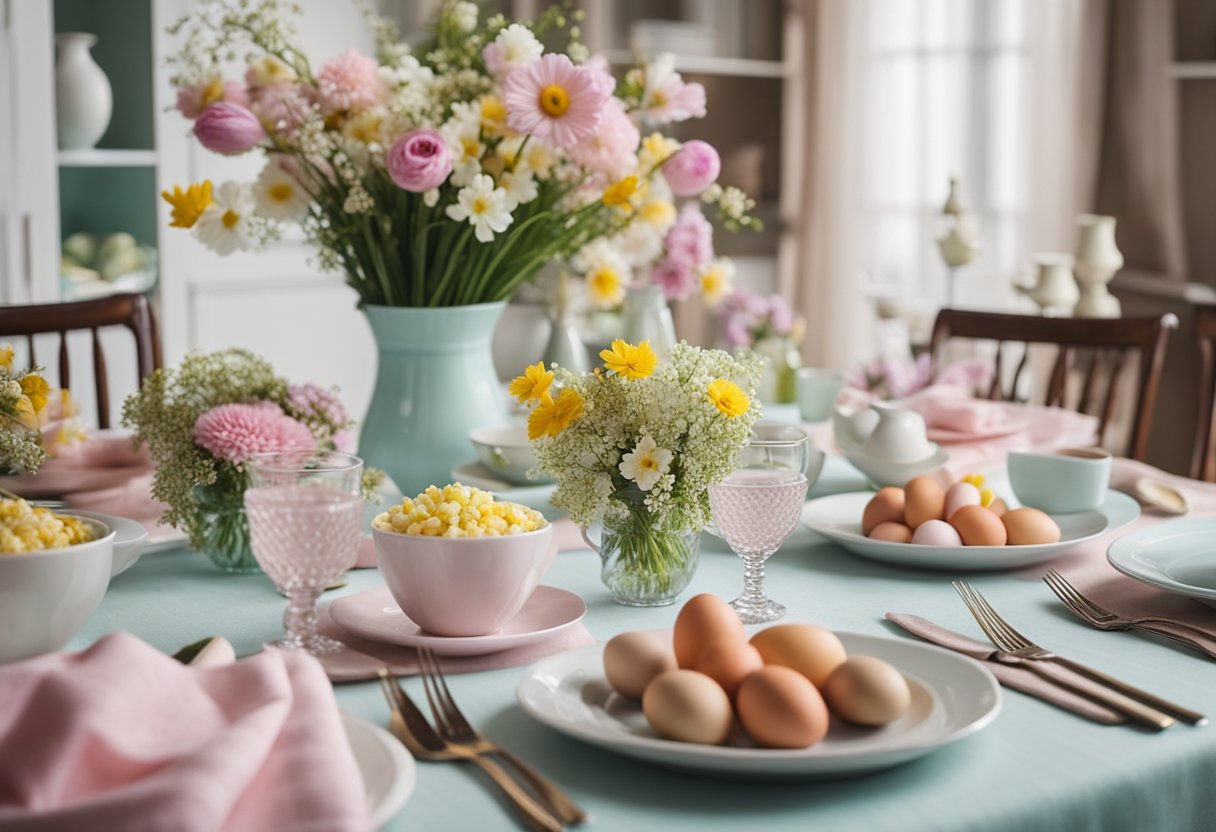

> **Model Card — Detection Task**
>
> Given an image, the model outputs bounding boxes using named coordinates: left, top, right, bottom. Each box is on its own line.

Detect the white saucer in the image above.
left=1107, top=518, right=1216, bottom=608
left=451, top=460, right=519, bottom=492
left=61, top=509, right=148, bottom=576
left=329, top=585, right=587, bottom=657
left=342, top=711, right=415, bottom=828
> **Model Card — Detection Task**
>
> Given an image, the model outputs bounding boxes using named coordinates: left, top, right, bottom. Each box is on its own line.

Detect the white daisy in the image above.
left=619, top=434, right=673, bottom=492
left=442, top=110, right=485, bottom=188
left=253, top=158, right=311, bottom=220
left=194, top=181, right=255, bottom=256
left=612, top=221, right=664, bottom=268
left=446, top=174, right=513, bottom=242
left=499, top=167, right=538, bottom=209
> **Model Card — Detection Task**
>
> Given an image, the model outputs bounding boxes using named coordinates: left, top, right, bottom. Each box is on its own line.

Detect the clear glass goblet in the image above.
left=244, top=452, right=363, bottom=655
left=709, top=428, right=810, bottom=624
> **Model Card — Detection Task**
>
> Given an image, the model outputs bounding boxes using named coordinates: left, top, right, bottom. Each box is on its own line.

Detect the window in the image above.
left=865, top=0, right=1028, bottom=309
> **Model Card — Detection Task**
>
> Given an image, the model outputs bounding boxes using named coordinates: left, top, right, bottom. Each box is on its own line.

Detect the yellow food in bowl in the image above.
left=0, top=498, right=96, bottom=554
left=372, top=483, right=545, bottom=538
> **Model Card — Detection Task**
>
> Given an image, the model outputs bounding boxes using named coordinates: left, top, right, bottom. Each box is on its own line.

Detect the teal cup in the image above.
left=796, top=368, right=846, bottom=422
left=1007, top=448, right=1112, bottom=513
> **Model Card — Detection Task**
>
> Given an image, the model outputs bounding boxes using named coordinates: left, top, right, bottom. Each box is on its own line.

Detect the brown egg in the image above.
left=903, top=476, right=945, bottom=530
left=950, top=504, right=1008, bottom=546
left=603, top=631, right=678, bottom=700
left=695, top=638, right=765, bottom=699
left=821, top=656, right=912, bottom=726
left=862, top=487, right=905, bottom=535
left=868, top=521, right=912, bottom=543
left=736, top=666, right=830, bottom=748
left=642, top=670, right=734, bottom=745
left=673, top=594, right=746, bottom=669
left=1001, top=507, right=1062, bottom=545
left=988, top=498, right=1009, bottom=518
left=750, top=624, right=847, bottom=687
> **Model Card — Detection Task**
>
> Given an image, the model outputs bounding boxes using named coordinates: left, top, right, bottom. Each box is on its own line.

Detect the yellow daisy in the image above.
left=602, top=175, right=639, bottom=209
left=508, top=361, right=554, bottom=403
left=19, top=374, right=50, bottom=415
left=13, top=396, right=38, bottom=430
left=600, top=339, right=658, bottom=380
left=0, top=344, right=12, bottom=371
left=527, top=388, right=585, bottom=440
left=699, top=258, right=735, bottom=306
left=161, top=181, right=214, bottom=229
left=586, top=265, right=626, bottom=309
left=707, top=378, right=749, bottom=418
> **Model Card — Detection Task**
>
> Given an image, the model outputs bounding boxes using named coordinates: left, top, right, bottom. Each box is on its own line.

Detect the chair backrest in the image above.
left=1192, top=304, right=1216, bottom=480
left=927, top=309, right=1178, bottom=461
left=0, top=293, right=161, bottom=429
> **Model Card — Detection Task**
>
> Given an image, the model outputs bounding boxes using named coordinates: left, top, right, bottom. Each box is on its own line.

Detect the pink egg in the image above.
left=911, top=519, right=964, bottom=546
left=943, top=482, right=981, bottom=520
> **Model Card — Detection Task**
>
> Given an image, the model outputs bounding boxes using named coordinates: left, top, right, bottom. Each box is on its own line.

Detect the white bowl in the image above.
left=0, top=517, right=114, bottom=663
left=373, top=523, right=556, bottom=637
left=468, top=425, right=552, bottom=486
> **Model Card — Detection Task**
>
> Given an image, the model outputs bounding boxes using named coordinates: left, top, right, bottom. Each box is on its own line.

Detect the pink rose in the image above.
left=662, top=140, right=721, bottom=197
left=193, top=102, right=264, bottom=155
left=386, top=128, right=453, bottom=192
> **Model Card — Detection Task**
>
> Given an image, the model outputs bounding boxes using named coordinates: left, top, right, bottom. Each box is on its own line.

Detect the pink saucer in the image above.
left=328, top=585, right=587, bottom=657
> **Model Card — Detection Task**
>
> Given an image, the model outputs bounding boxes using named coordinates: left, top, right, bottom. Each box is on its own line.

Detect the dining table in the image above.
left=65, top=406, right=1216, bottom=832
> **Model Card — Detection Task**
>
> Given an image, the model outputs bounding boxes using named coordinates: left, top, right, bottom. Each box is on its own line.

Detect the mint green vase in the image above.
left=359, top=303, right=510, bottom=497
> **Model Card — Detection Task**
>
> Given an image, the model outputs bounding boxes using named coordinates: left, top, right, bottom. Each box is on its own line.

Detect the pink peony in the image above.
left=194, top=103, right=264, bottom=155
left=662, top=140, right=720, bottom=197
left=250, top=83, right=316, bottom=137
left=315, top=49, right=386, bottom=114
left=567, top=98, right=639, bottom=180
left=193, top=403, right=316, bottom=465
left=503, top=53, right=611, bottom=150
left=663, top=204, right=714, bottom=271
left=650, top=258, right=697, bottom=301
left=176, top=80, right=248, bottom=120
left=387, top=128, right=453, bottom=192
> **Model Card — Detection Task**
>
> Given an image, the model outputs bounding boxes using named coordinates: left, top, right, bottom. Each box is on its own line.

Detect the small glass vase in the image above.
left=192, top=483, right=259, bottom=574
left=753, top=336, right=801, bottom=404
left=582, top=510, right=700, bottom=606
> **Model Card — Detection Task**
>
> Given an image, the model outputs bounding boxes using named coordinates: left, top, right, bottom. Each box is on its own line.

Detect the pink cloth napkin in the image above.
left=901, top=385, right=1011, bottom=436
left=885, top=613, right=1124, bottom=724
left=1024, top=459, right=1216, bottom=645
left=315, top=605, right=595, bottom=683
left=0, top=632, right=367, bottom=832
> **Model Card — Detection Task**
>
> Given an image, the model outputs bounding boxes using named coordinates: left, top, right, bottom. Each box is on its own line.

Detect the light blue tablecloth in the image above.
left=72, top=456, right=1216, bottom=832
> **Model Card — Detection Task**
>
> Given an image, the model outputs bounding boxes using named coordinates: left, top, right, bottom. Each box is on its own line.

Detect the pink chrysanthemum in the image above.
left=250, top=83, right=316, bottom=136
left=502, top=53, right=610, bottom=150
left=315, top=49, right=386, bottom=114
left=663, top=204, right=714, bottom=271
left=568, top=97, right=639, bottom=180
left=193, top=403, right=316, bottom=465
left=650, top=258, right=697, bottom=301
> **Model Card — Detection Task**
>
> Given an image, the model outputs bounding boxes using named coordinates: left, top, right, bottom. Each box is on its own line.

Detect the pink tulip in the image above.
left=386, top=128, right=453, bottom=192
left=662, top=140, right=721, bottom=197
left=193, top=103, right=264, bottom=155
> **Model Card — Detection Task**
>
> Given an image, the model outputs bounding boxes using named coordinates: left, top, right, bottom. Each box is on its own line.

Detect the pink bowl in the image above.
left=372, top=524, right=557, bottom=637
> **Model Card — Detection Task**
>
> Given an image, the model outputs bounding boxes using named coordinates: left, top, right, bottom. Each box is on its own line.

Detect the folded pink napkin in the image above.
left=902, top=385, right=1009, bottom=436
left=316, top=604, right=595, bottom=682
left=886, top=613, right=1124, bottom=724
left=0, top=632, right=368, bottom=831
left=1, top=432, right=153, bottom=500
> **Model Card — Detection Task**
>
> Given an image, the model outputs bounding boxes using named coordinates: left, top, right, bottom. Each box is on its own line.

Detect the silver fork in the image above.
left=417, top=648, right=586, bottom=826
left=952, top=581, right=1204, bottom=728
left=1043, top=569, right=1216, bottom=657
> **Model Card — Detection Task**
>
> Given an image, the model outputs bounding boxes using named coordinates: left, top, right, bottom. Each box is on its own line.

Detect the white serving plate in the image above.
left=342, top=711, right=415, bottom=829
left=801, top=489, right=1139, bottom=571
left=1107, top=518, right=1216, bottom=609
left=516, top=632, right=1000, bottom=780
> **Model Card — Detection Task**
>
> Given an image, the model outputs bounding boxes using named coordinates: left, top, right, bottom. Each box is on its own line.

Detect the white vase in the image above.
left=621, top=285, right=676, bottom=355
left=1072, top=214, right=1123, bottom=318
left=55, top=33, right=112, bottom=150
left=1017, top=253, right=1079, bottom=315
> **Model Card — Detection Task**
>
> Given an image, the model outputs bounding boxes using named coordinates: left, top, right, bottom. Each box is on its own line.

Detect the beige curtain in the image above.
left=1093, top=0, right=1188, bottom=278
left=780, top=0, right=873, bottom=370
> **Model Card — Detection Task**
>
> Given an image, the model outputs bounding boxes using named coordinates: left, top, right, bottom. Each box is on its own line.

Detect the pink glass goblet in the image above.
left=245, top=452, right=363, bottom=655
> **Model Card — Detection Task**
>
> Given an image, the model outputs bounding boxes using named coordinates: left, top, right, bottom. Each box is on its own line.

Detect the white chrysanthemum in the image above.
left=620, top=435, right=673, bottom=492
left=194, top=181, right=255, bottom=256
left=442, top=109, right=485, bottom=188
left=492, top=24, right=543, bottom=70
left=499, top=167, right=539, bottom=209
left=446, top=174, right=513, bottom=242
left=253, top=159, right=311, bottom=220
left=612, top=222, right=664, bottom=268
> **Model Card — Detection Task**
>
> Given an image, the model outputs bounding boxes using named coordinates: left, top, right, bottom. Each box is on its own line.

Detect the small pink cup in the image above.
left=372, top=524, right=556, bottom=636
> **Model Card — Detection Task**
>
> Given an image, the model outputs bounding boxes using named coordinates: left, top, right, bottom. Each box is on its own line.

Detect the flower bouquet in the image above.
left=0, top=345, right=51, bottom=475
left=717, top=288, right=806, bottom=403
left=122, top=349, right=379, bottom=572
left=513, top=339, right=761, bottom=605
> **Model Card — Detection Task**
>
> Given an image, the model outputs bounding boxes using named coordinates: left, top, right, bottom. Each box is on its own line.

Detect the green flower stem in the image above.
left=602, top=506, right=698, bottom=603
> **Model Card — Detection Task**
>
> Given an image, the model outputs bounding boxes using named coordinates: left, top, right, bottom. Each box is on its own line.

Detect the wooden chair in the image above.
left=1192, top=304, right=1216, bottom=480
left=927, top=309, right=1178, bottom=461
left=0, top=293, right=161, bottom=428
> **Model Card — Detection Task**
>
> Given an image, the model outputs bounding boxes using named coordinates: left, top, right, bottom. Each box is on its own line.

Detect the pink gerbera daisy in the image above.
left=502, top=53, right=610, bottom=150
left=193, top=403, right=317, bottom=466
